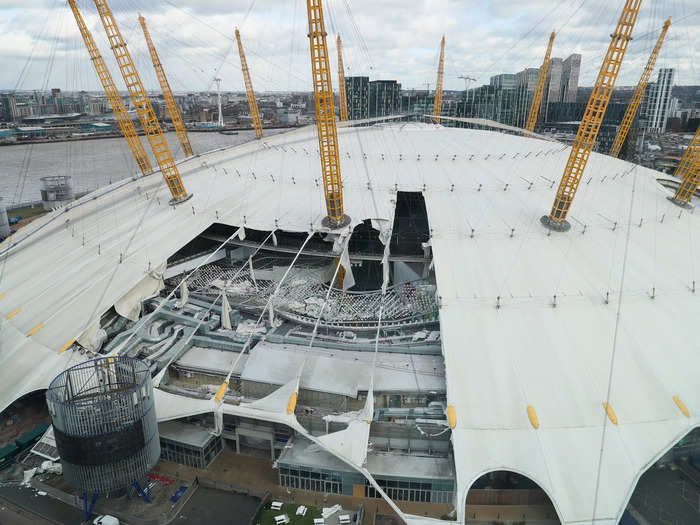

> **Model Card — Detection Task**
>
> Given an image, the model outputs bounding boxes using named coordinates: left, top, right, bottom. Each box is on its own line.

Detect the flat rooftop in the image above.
left=241, top=341, right=445, bottom=397
left=176, top=345, right=247, bottom=376
left=159, top=420, right=214, bottom=448
left=279, top=437, right=454, bottom=481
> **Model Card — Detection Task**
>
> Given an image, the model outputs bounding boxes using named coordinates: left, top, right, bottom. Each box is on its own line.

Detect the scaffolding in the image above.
left=46, top=357, right=160, bottom=494
left=182, top=263, right=438, bottom=329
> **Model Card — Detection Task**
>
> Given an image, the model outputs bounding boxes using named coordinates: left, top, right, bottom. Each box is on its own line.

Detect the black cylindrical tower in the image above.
left=46, top=357, right=159, bottom=494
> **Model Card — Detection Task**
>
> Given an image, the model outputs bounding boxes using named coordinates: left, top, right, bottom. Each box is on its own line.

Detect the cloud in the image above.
left=1, top=0, right=699, bottom=93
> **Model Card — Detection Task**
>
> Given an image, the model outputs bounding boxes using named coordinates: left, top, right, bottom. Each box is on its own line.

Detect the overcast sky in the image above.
left=1, top=0, right=699, bottom=94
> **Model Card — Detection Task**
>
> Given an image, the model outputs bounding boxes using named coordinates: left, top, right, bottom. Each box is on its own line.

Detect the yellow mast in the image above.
left=92, top=0, right=190, bottom=204
left=139, top=14, right=194, bottom=157
left=525, top=31, right=556, bottom=132
left=670, top=127, right=700, bottom=206
left=544, top=0, right=643, bottom=230
left=609, top=19, right=671, bottom=158
left=235, top=28, right=264, bottom=139
left=337, top=35, right=349, bottom=121
left=67, top=0, right=151, bottom=176
left=306, top=0, right=347, bottom=228
left=433, top=36, right=445, bottom=122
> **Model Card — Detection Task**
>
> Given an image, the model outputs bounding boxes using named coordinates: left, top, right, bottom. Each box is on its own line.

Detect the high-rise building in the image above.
left=50, top=88, right=64, bottom=113
left=545, top=58, right=563, bottom=105
left=542, top=58, right=563, bottom=123
left=640, top=68, right=675, bottom=133
left=345, top=76, right=369, bottom=120
left=561, top=54, right=581, bottom=103
left=369, top=80, right=401, bottom=118
left=464, top=54, right=580, bottom=130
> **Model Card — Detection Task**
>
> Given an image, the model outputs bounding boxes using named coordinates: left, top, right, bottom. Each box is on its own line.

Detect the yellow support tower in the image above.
left=235, top=28, right=264, bottom=139
left=544, top=0, right=642, bottom=230
left=67, top=0, right=151, bottom=176
left=525, top=31, right=556, bottom=132
left=92, top=0, right=190, bottom=204
left=306, top=0, right=348, bottom=228
left=610, top=19, right=671, bottom=158
left=337, top=35, right=349, bottom=121
left=139, top=14, right=194, bottom=158
left=670, top=126, right=700, bottom=206
left=432, top=36, right=445, bottom=122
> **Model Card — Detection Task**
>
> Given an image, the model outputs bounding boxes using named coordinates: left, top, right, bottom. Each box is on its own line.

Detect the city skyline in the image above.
left=1, top=0, right=699, bottom=94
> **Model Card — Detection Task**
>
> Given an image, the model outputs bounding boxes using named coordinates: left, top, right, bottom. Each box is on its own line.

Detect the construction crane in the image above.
left=235, top=28, right=264, bottom=139
left=336, top=35, right=349, bottom=121
left=214, top=78, right=224, bottom=128
left=67, top=0, right=151, bottom=176
left=543, top=0, right=642, bottom=230
left=139, top=14, right=194, bottom=158
left=458, top=75, right=476, bottom=90
left=458, top=75, right=476, bottom=117
left=306, top=0, right=347, bottom=228
left=433, top=36, right=445, bottom=122
left=525, top=31, right=556, bottom=132
left=610, top=19, right=671, bottom=158
left=92, top=0, right=189, bottom=204
left=670, top=127, right=700, bottom=206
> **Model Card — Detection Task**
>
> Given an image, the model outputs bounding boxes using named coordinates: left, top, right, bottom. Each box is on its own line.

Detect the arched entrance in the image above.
left=627, top=426, right=700, bottom=525
left=465, top=470, right=559, bottom=524
left=0, top=389, right=50, bottom=471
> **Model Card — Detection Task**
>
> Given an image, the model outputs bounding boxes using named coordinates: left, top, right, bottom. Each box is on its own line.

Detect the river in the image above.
left=0, top=130, right=285, bottom=207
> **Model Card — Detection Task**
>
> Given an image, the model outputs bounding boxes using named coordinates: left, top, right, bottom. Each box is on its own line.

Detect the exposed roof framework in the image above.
left=0, top=123, right=698, bottom=525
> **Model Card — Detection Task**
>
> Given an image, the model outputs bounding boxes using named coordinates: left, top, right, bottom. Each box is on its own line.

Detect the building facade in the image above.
left=513, top=68, right=539, bottom=127
left=541, top=57, right=564, bottom=122
left=369, top=80, right=401, bottom=118
left=345, top=76, right=369, bottom=120
left=460, top=53, right=581, bottom=129
left=542, top=101, right=629, bottom=153
left=490, top=73, right=516, bottom=90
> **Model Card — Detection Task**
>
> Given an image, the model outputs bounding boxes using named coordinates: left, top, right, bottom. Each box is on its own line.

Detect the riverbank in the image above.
left=1, top=129, right=286, bottom=207
left=0, top=124, right=301, bottom=147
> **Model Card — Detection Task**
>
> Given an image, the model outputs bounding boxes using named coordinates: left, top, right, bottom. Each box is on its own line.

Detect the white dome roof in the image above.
left=1, top=122, right=697, bottom=524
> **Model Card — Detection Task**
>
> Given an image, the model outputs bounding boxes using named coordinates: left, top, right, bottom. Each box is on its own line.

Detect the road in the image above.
left=0, top=484, right=83, bottom=525
left=176, top=487, right=260, bottom=525
left=0, top=493, right=57, bottom=524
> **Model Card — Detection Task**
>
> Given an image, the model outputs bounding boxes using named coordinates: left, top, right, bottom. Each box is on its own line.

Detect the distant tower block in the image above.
left=46, top=357, right=159, bottom=495
left=40, top=176, right=74, bottom=211
left=0, top=198, right=10, bottom=239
